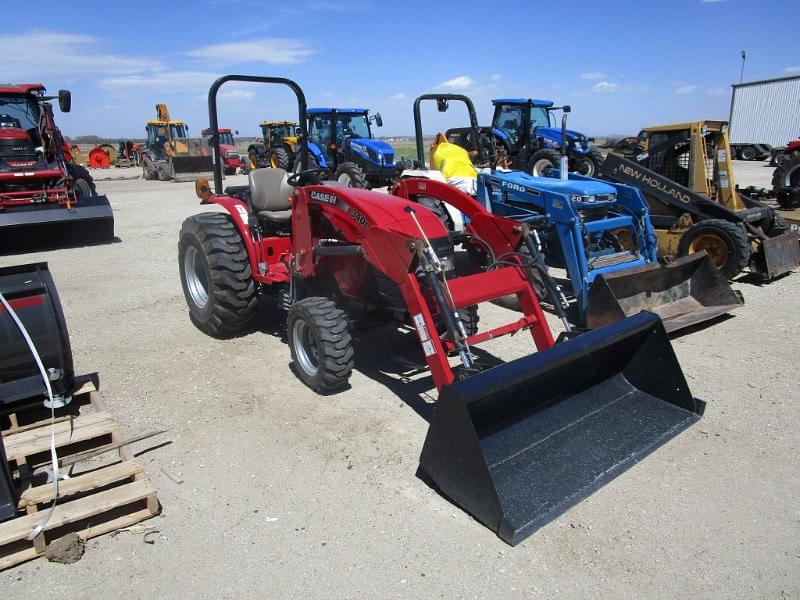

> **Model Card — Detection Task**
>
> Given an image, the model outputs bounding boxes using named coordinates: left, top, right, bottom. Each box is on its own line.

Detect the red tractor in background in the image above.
left=202, top=127, right=242, bottom=175
left=0, top=83, right=114, bottom=252
left=178, top=76, right=705, bottom=546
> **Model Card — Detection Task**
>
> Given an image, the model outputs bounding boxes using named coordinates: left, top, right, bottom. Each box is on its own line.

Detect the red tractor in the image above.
left=202, top=127, right=241, bottom=175
left=0, top=84, right=114, bottom=252
left=179, top=76, right=704, bottom=545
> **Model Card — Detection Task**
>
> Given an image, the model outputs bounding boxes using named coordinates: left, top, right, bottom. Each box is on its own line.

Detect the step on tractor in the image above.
left=604, top=120, right=800, bottom=280
left=179, top=75, right=706, bottom=545
left=0, top=84, right=114, bottom=253
left=401, top=94, right=741, bottom=333
left=141, top=104, right=214, bottom=182
left=247, top=121, right=298, bottom=171
left=489, top=98, right=603, bottom=177
left=303, top=107, right=397, bottom=189
left=202, top=127, right=241, bottom=175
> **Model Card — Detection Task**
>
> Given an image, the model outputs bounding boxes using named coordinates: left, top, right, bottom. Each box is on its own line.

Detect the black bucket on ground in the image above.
left=0, top=262, right=74, bottom=407
left=752, top=232, right=800, bottom=280
left=0, top=195, right=115, bottom=253
left=586, top=252, right=743, bottom=333
left=419, top=311, right=704, bottom=546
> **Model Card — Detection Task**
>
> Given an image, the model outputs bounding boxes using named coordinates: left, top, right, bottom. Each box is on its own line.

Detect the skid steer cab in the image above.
left=302, top=107, right=397, bottom=189
left=181, top=75, right=705, bottom=546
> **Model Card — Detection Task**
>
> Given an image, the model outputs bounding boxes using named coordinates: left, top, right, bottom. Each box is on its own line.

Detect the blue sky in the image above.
left=4, top=0, right=798, bottom=139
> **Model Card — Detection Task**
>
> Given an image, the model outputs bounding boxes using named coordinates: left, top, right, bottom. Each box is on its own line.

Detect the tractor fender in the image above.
left=307, top=142, right=328, bottom=168
left=207, top=195, right=263, bottom=279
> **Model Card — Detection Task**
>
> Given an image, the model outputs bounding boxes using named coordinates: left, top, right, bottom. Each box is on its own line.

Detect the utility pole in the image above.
left=740, top=50, right=747, bottom=83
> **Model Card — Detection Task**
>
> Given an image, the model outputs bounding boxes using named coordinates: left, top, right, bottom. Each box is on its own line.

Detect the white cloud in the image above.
left=786, top=66, right=800, bottom=74
left=581, top=72, right=607, bottom=80
left=185, top=38, right=315, bottom=66
left=489, top=74, right=502, bottom=81
left=437, top=76, right=476, bottom=90
left=99, top=71, right=220, bottom=91
left=220, top=89, right=256, bottom=101
left=674, top=84, right=697, bottom=95
left=593, top=81, right=618, bottom=93
left=0, top=30, right=161, bottom=79
left=390, top=93, right=407, bottom=100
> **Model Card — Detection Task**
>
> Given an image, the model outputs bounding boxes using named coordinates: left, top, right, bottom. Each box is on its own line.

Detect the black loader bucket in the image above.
left=586, top=252, right=743, bottom=334
left=171, top=156, right=214, bottom=182
left=419, top=311, right=704, bottom=545
left=751, top=232, right=800, bottom=280
left=0, top=195, right=115, bottom=253
left=0, top=262, right=74, bottom=407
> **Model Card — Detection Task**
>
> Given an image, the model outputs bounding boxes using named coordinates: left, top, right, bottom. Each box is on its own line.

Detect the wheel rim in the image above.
left=741, top=147, right=755, bottom=160
left=688, top=233, right=729, bottom=267
left=338, top=172, right=353, bottom=186
left=291, top=319, right=319, bottom=377
left=250, top=155, right=258, bottom=170
left=183, top=246, right=210, bottom=309
left=576, top=158, right=595, bottom=177
left=784, top=165, right=800, bottom=188
left=532, top=159, right=555, bottom=177
left=270, top=153, right=279, bottom=168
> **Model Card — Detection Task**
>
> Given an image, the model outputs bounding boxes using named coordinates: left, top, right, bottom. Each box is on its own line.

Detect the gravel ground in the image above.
left=2, top=161, right=798, bottom=599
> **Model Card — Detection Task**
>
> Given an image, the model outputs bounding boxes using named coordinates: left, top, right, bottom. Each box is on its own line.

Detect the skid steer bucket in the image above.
left=170, top=156, right=214, bottom=183
left=419, top=311, right=704, bottom=545
left=0, top=262, right=74, bottom=406
left=0, top=194, right=115, bottom=253
left=586, top=252, right=743, bottom=334
left=752, top=232, right=800, bottom=280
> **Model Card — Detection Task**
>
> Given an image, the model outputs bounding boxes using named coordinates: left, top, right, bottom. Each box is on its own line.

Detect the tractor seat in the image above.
left=249, top=167, right=293, bottom=222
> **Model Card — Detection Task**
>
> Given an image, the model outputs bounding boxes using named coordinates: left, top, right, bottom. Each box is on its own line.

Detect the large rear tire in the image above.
left=417, top=196, right=453, bottom=230
left=529, top=150, right=561, bottom=177
left=268, top=147, right=291, bottom=170
left=334, top=162, right=367, bottom=188
left=772, top=156, right=800, bottom=209
left=677, top=219, right=750, bottom=279
left=287, top=297, right=354, bottom=392
left=178, top=213, right=258, bottom=337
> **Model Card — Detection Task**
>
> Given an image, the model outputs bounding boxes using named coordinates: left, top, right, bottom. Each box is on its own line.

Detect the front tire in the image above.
left=268, top=147, right=291, bottom=169
left=287, top=297, right=354, bottom=392
left=334, top=162, right=367, bottom=188
left=677, top=219, right=751, bottom=279
left=529, top=150, right=561, bottom=177
left=178, top=213, right=258, bottom=337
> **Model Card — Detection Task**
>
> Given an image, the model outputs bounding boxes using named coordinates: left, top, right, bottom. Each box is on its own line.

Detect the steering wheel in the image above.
left=287, top=168, right=326, bottom=186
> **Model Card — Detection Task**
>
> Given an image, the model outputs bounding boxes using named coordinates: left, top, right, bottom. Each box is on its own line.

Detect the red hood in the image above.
left=0, top=83, right=45, bottom=95
left=0, top=127, right=31, bottom=142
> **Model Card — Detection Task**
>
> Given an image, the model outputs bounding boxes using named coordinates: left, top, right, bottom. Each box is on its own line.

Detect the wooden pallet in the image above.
left=0, top=377, right=160, bottom=570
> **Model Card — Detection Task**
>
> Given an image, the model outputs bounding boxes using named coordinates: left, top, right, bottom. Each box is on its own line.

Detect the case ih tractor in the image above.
left=0, top=83, right=114, bottom=252
left=489, top=98, right=603, bottom=177
left=202, top=127, right=241, bottom=175
left=303, top=107, right=397, bottom=188
left=178, top=75, right=705, bottom=546
left=247, top=120, right=298, bottom=171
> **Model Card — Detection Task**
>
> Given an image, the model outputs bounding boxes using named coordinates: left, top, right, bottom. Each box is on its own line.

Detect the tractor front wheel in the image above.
left=529, top=150, right=561, bottom=177
left=268, top=147, right=291, bottom=170
left=573, top=156, right=596, bottom=177
left=334, top=162, right=367, bottom=188
left=179, top=213, right=258, bottom=337
left=417, top=196, right=453, bottom=231
left=287, top=297, right=354, bottom=393
left=677, top=219, right=750, bottom=279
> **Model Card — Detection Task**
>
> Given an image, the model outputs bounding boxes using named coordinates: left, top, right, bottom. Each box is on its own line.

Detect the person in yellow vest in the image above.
left=429, top=132, right=478, bottom=195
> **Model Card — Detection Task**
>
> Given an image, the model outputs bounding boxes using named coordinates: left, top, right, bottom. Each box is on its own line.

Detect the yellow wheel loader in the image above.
left=603, top=120, right=799, bottom=279
left=246, top=120, right=298, bottom=171
left=141, top=104, right=214, bottom=182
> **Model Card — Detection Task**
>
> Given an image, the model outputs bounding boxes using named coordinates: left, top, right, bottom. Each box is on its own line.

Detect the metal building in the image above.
left=729, top=75, right=800, bottom=147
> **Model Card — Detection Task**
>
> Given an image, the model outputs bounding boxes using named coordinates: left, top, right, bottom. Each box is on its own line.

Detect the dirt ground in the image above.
left=2, top=161, right=798, bottom=599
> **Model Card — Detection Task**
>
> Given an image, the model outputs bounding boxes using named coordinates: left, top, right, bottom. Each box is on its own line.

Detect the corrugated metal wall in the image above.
left=729, top=76, right=800, bottom=146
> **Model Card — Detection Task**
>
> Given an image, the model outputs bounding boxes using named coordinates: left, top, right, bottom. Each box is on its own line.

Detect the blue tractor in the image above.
left=490, top=98, right=603, bottom=177
left=406, top=93, right=743, bottom=333
left=304, top=107, right=397, bottom=188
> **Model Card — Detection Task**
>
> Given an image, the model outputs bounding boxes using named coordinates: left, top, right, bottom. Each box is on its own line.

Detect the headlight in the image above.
left=225, top=151, right=239, bottom=158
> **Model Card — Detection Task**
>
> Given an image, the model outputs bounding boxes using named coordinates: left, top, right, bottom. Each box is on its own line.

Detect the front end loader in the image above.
left=606, top=121, right=799, bottom=280
left=141, top=104, right=214, bottom=182
left=180, top=75, right=706, bottom=545
left=402, top=94, right=742, bottom=333
left=0, top=84, right=114, bottom=252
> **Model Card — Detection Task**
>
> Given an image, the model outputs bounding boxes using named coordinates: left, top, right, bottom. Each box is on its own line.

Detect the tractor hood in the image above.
left=347, top=138, right=395, bottom=166
left=482, top=170, right=617, bottom=198
left=535, top=126, right=591, bottom=150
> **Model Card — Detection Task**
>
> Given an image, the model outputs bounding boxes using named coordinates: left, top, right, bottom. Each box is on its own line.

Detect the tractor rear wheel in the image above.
left=772, top=156, right=800, bottom=208
left=287, top=297, right=354, bottom=392
left=268, top=147, right=291, bottom=170
left=335, top=162, right=367, bottom=188
left=179, top=213, right=258, bottom=337
left=677, top=219, right=751, bottom=279
left=529, top=150, right=561, bottom=177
